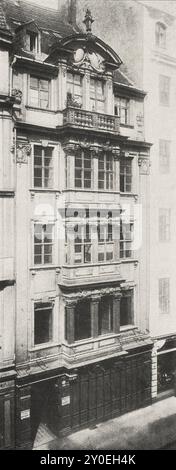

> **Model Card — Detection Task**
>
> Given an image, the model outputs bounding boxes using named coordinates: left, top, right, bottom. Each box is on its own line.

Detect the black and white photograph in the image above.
left=0, top=0, right=176, bottom=458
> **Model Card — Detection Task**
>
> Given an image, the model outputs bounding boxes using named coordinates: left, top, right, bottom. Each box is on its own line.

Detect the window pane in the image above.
left=74, top=302, right=91, bottom=341
left=98, top=298, right=113, bottom=335
left=34, top=303, right=52, bottom=344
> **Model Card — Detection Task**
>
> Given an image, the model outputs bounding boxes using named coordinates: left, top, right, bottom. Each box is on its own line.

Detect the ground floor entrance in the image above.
left=16, top=348, right=152, bottom=448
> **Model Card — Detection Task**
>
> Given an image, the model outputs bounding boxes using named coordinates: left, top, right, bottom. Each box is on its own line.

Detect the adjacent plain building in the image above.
left=75, top=0, right=176, bottom=407
left=0, top=0, right=153, bottom=449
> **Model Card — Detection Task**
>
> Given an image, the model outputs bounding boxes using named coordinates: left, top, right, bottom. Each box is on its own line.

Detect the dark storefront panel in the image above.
left=59, top=351, right=152, bottom=434
left=157, top=351, right=176, bottom=394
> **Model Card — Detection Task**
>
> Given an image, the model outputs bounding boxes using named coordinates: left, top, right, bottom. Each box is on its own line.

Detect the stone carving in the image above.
left=12, top=88, right=22, bottom=104
left=16, top=143, right=31, bottom=164
left=63, top=286, right=121, bottom=304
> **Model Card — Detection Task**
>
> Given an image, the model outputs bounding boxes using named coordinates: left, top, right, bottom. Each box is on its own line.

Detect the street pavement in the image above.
left=33, top=396, right=176, bottom=450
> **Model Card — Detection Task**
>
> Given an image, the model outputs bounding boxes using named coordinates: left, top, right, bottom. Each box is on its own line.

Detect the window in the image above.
left=97, top=211, right=114, bottom=262
left=155, top=22, right=166, bottom=48
left=34, top=224, right=53, bottom=265
left=74, top=301, right=91, bottom=341
left=159, top=75, right=170, bottom=106
left=120, top=159, right=132, bottom=192
left=159, top=208, right=170, bottom=242
left=120, top=219, right=133, bottom=259
left=120, top=291, right=133, bottom=326
left=159, top=140, right=170, bottom=174
left=75, top=149, right=92, bottom=189
left=90, top=78, right=105, bottom=112
left=159, top=278, right=170, bottom=314
left=67, top=72, right=82, bottom=106
left=29, top=76, right=50, bottom=109
left=98, top=153, right=114, bottom=190
left=114, top=97, right=129, bottom=124
left=26, top=31, right=39, bottom=53
left=98, top=297, right=113, bottom=335
left=34, top=302, right=53, bottom=345
left=34, top=145, right=53, bottom=188
left=74, top=210, right=91, bottom=264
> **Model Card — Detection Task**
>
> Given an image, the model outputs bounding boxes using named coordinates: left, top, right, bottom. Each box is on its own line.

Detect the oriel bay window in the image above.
left=90, top=78, right=105, bottom=112
left=120, top=158, right=132, bottom=192
left=120, top=291, right=133, bottom=327
left=97, top=211, right=114, bottom=262
left=98, top=297, right=113, bottom=335
left=98, top=153, right=114, bottom=190
left=34, top=302, right=53, bottom=345
left=75, top=149, right=92, bottom=188
left=29, top=76, right=50, bottom=108
left=34, top=145, right=53, bottom=188
left=34, top=223, right=53, bottom=265
left=74, top=210, right=91, bottom=264
left=67, top=72, right=83, bottom=106
left=120, top=219, right=133, bottom=259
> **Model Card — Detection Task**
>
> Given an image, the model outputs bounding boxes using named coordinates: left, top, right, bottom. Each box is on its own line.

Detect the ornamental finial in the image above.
left=83, top=8, right=94, bottom=33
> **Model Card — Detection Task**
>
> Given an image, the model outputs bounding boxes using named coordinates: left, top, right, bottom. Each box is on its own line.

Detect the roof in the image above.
left=2, top=0, right=79, bottom=36
left=0, top=1, right=12, bottom=37
left=114, top=69, right=134, bottom=87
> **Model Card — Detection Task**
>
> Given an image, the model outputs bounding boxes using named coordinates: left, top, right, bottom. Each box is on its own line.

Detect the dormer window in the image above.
left=155, top=22, right=166, bottom=48
left=26, top=31, right=39, bottom=54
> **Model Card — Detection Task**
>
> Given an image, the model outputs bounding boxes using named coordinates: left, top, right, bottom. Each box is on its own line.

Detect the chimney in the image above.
left=58, top=0, right=77, bottom=26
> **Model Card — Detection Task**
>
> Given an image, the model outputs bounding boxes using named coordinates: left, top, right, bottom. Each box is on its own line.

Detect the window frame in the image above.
left=159, top=278, right=170, bottom=315
left=159, top=75, right=170, bottom=107
left=98, top=297, right=113, bottom=335
left=98, top=153, right=114, bottom=191
left=120, top=158, right=132, bottom=193
left=74, top=149, right=92, bottom=189
left=120, top=218, right=134, bottom=259
left=33, top=145, right=54, bottom=189
left=90, top=77, right=105, bottom=113
left=159, top=208, right=171, bottom=242
left=74, top=301, right=92, bottom=342
left=155, top=22, right=166, bottom=48
left=66, top=71, right=83, bottom=107
left=97, top=211, right=114, bottom=263
left=29, top=75, right=50, bottom=109
left=120, top=290, right=134, bottom=327
left=34, top=223, right=54, bottom=266
left=159, top=139, right=170, bottom=174
left=73, top=210, right=92, bottom=265
left=114, top=96, right=130, bottom=125
left=34, top=301, right=53, bottom=346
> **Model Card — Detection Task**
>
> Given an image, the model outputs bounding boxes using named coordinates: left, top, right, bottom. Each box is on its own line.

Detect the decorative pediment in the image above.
left=45, top=33, right=122, bottom=72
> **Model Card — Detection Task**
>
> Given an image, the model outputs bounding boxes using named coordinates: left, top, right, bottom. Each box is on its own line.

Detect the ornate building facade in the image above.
left=0, top=0, right=152, bottom=449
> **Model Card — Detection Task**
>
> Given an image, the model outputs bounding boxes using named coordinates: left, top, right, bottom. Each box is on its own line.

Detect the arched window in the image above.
left=155, top=22, right=166, bottom=48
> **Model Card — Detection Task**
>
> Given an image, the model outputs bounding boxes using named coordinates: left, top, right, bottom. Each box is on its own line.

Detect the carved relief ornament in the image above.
left=16, top=142, right=31, bottom=164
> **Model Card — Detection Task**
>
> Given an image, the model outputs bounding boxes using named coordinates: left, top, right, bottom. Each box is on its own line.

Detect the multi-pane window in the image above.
left=34, top=224, right=53, bottom=265
left=29, top=76, right=49, bottom=108
left=98, top=154, right=114, bottom=190
left=120, top=291, right=133, bottom=326
left=159, top=140, right=170, bottom=174
left=34, top=145, right=53, bottom=188
left=74, top=301, right=91, bottom=341
left=98, top=297, right=113, bottom=335
left=26, top=31, right=39, bottom=53
left=75, top=149, right=92, bottom=189
left=90, top=78, right=105, bottom=112
left=159, top=278, right=170, bottom=315
left=97, top=211, right=114, bottom=262
left=159, top=75, right=170, bottom=106
left=120, top=219, right=133, bottom=259
left=120, top=159, right=132, bottom=192
left=74, top=210, right=91, bottom=264
left=67, top=72, right=83, bottom=106
left=34, top=302, right=53, bottom=345
left=159, top=208, right=171, bottom=242
left=114, top=97, right=129, bottom=124
left=155, top=22, right=166, bottom=48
